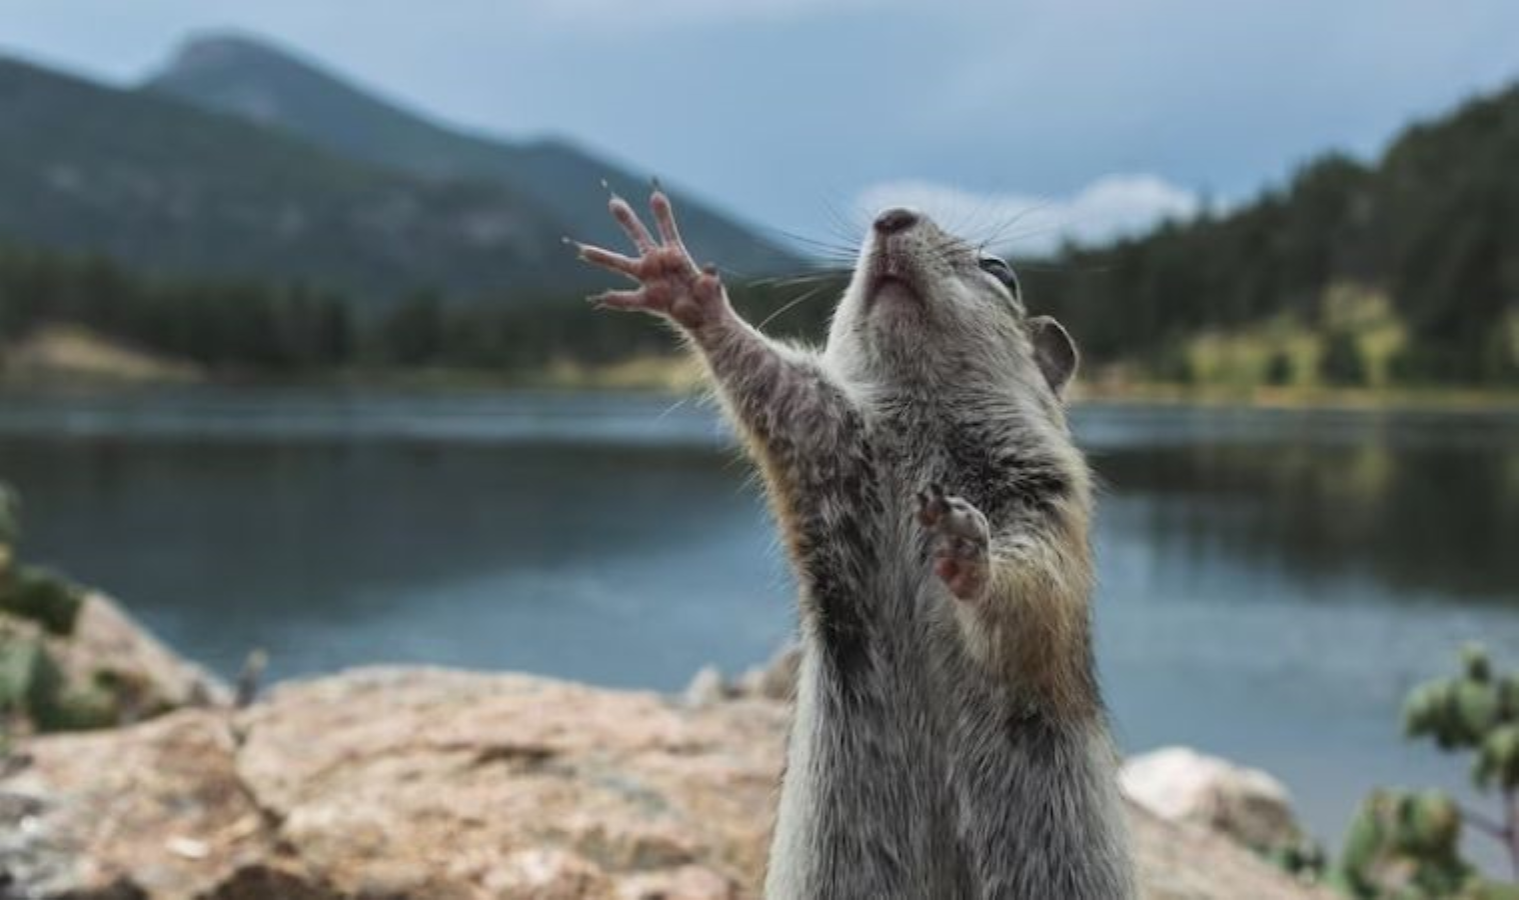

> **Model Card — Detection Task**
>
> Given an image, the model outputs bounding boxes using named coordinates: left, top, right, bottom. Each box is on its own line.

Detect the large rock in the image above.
left=0, top=709, right=274, bottom=898
left=1122, top=745, right=1302, bottom=852
left=0, top=667, right=1331, bottom=899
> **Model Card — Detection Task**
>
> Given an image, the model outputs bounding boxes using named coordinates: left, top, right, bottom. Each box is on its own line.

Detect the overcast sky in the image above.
left=5, top=0, right=1518, bottom=253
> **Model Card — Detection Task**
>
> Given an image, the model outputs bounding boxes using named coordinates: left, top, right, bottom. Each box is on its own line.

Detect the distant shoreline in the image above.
left=1072, top=381, right=1519, bottom=413
left=359, top=359, right=1519, bottom=414
left=6, top=327, right=1518, bottom=413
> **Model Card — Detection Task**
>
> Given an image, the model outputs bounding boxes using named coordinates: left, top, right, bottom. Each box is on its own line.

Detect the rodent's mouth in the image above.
left=869, top=274, right=919, bottom=302
left=864, top=276, right=920, bottom=315
left=865, top=254, right=923, bottom=308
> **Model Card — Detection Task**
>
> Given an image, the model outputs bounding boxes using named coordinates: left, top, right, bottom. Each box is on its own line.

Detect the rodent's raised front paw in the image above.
left=570, top=188, right=729, bottom=331
left=915, top=484, right=991, bottom=602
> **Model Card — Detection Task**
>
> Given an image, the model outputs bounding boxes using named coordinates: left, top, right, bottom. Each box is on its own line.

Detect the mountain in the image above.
left=0, top=53, right=590, bottom=302
left=1025, top=82, right=1519, bottom=386
left=146, top=33, right=798, bottom=276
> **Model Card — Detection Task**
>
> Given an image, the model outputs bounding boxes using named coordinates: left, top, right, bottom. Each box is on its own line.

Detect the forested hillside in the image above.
left=145, top=34, right=798, bottom=277
left=1024, top=84, right=1519, bottom=386
left=0, top=242, right=803, bottom=375
left=0, top=52, right=1513, bottom=387
left=0, top=55, right=586, bottom=301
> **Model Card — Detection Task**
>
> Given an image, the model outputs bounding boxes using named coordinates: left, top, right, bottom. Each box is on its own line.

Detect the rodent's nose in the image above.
left=873, top=207, right=920, bottom=235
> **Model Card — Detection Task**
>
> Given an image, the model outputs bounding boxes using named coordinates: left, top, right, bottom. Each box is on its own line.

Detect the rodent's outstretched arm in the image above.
left=573, top=189, right=863, bottom=506
left=917, top=485, right=1096, bottom=713
left=575, top=191, right=874, bottom=658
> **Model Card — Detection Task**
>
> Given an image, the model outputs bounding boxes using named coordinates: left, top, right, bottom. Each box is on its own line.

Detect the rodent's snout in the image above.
left=873, top=207, right=921, bottom=235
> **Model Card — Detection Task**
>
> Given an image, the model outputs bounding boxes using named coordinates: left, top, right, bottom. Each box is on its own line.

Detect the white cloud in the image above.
left=853, top=174, right=1200, bottom=256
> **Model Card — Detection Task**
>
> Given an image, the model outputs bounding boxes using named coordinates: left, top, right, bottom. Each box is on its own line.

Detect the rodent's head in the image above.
left=824, top=207, right=1078, bottom=405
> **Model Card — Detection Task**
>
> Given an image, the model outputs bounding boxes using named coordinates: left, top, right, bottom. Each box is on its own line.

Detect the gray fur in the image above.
left=578, top=197, right=1134, bottom=900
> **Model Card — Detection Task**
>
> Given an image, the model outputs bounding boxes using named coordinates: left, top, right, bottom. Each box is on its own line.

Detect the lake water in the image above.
left=1, top=386, right=1517, bottom=854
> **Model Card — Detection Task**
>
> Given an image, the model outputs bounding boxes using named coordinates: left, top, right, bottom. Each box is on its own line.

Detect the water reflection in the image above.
left=1089, top=429, right=1519, bottom=602
left=1, top=388, right=1517, bottom=851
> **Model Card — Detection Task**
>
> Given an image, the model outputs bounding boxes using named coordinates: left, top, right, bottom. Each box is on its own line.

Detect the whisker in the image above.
left=976, top=200, right=1059, bottom=251
left=746, top=265, right=852, bottom=290
left=769, top=229, right=859, bottom=254
left=655, top=395, right=692, bottom=420
left=757, top=283, right=834, bottom=331
left=821, top=196, right=866, bottom=245
left=993, top=223, right=1080, bottom=254
left=950, top=196, right=1000, bottom=243
left=719, top=250, right=851, bottom=284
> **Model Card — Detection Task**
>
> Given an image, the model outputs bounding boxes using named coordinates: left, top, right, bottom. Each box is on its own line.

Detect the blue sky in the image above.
left=5, top=0, right=1519, bottom=252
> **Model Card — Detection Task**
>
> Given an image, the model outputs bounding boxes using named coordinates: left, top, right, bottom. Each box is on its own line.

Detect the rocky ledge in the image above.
left=0, top=665, right=1331, bottom=900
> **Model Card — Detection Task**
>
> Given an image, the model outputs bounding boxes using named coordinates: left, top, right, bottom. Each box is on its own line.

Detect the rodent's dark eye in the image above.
left=978, top=255, right=1020, bottom=298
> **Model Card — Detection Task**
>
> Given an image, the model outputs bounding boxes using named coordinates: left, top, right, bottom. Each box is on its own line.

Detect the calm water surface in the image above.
left=2, top=386, right=1517, bottom=851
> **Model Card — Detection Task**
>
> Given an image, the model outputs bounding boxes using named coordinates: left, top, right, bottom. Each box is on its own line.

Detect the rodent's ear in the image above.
left=1029, top=316, right=1078, bottom=397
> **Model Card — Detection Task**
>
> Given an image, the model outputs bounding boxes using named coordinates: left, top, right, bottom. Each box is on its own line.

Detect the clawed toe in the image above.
left=916, top=483, right=949, bottom=526
left=571, top=188, right=727, bottom=330
left=936, top=532, right=984, bottom=560
left=916, top=485, right=984, bottom=540
left=608, top=194, right=657, bottom=253
left=916, top=485, right=991, bottom=600
left=574, top=242, right=642, bottom=279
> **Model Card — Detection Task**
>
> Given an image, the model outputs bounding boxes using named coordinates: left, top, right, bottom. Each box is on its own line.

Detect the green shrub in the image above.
left=0, top=631, right=122, bottom=732
left=1320, top=331, right=1368, bottom=386
left=0, top=631, right=63, bottom=723
left=0, top=483, right=18, bottom=546
left=1333, top=790, right=1470, bottom=898
left=1264, top=350, right=1295, bottom=386
left=0, top=565, right=84, bottom=636
left=1337, top=644, right=1519, bottom=897
left=32, top=684, right=119, bottom=732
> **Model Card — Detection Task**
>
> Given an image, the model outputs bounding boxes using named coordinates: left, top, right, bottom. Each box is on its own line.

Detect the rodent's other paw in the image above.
left=915, top=483, right=990, bottom=601
left=570, top=189, right=729, bottom=331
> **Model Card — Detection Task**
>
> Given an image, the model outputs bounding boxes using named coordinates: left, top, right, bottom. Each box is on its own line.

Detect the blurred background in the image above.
left=1, top=0, right=1518, bottom=888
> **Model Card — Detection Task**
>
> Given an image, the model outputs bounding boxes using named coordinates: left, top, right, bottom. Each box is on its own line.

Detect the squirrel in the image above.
left=573, top=191, right=1133, bottom=899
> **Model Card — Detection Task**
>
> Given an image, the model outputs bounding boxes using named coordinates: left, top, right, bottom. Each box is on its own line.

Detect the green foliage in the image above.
left=33, top=682, right=119, bottom=732
left=0, top=484, right=18, bottom=546
left=0, top=631, right=120, bottom=733
left=1401, top=644, right=1519, bottom=789
left=1265, top=350, right=1295, bottom=386
left=0, top=485, right=141, bottom=734
left=376, top=291, right=447, bottom=367
left=0, top=631, right=60, bottom=720
left=1475, top=723, right=1519, bottom=790
left=0, top=565, right=84, bottom=637
left=1321, top=332, right=1370, bottom=386
left=0, top=245, right=359, bottom=372
left=0, top=484, right=84, bottom=638
left=0, top=238, right=845, bottom=377
left=1333, top=790, right=1473, bottom=899
left=1271, top=836, right=1329, bottom=882
left=1340, top=644, right=1519, bottom=898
